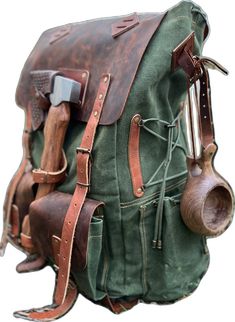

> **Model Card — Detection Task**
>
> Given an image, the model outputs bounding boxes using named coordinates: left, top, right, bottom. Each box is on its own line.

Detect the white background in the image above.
left=0, top=1, right=234, bottom=321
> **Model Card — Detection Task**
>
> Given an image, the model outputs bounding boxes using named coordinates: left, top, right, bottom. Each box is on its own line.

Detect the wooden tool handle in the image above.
left=36, top=103, right=70, bottom=199
left=23, top=103, right=70, bottom=237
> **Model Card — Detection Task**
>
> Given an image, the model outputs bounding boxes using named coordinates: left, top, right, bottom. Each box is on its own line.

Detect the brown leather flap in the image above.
left=30, top=191, right=104, bottom=271
left=16, top=12, right=166, bottom=125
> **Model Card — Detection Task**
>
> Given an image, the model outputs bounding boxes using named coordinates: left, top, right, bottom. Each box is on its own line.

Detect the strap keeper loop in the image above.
left=76, top=147, right=91, bottom=154
left=76, top=181, right=90, bottom=188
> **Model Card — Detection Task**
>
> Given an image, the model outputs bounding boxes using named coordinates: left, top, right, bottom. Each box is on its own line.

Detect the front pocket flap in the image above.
left=30, top=191, right=104, bottom=271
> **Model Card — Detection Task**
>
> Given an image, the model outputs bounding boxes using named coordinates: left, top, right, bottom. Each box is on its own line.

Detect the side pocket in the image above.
left=73, top=216, right=104, bottom=300
left=30, top=191, right=106, bottom=301
left=15, top=171, right=35, bottom=231
left=139, top=196, right=210, bottom=303
left=9, top=171, right=35, bottom=244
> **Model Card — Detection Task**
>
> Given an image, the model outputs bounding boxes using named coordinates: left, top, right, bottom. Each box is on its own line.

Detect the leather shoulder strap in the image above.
left=14, top=74, right=111, bottom=321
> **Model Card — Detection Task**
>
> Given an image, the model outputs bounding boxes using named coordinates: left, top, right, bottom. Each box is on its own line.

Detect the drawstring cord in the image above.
left=139, top=111, right=186, bottom=250
left=152, top=124, right=175, bottom=249
left=141, top=112, right=186, bottom=188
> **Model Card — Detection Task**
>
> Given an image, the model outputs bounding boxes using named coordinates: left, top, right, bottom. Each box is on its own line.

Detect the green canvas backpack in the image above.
left=0, top=1, right=234, bottom=321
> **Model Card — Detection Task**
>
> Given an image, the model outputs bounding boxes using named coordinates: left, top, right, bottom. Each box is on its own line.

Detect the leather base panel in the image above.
left=99, top=296, right=138, bottom=314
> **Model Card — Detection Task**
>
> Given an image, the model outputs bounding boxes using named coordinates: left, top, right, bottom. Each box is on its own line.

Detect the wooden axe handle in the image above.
left=36, top=103, right=70, bottom=198
left=23, top=103, right=70, bottom=237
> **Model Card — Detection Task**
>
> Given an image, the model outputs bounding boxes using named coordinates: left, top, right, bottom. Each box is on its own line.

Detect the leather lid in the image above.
left=16, top=12, right=166, bottom=125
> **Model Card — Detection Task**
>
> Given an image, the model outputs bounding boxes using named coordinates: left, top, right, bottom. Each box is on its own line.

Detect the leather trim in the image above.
left=129, top=114, right=144, bottom=198
left=15, top=12, right=167, bottom=125
left=112, top=13, right=140, bottom=38
left=172, top=32, right=195, bottom=76
left=101, top=297, right=138, bottom=314
left=50, top=24, right=72, bottom=45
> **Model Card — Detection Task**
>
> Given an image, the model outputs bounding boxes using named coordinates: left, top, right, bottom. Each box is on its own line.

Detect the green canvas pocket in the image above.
left=139, top=196, right=210, bottom=303
left=74, top=216, right=105, bottom=301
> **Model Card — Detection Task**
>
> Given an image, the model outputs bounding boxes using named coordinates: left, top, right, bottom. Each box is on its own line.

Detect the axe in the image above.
left=20, top=72, right=81, bottom=263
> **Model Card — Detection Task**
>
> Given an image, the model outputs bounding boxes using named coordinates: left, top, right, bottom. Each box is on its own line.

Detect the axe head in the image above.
left=49, top=75, right=82, bottom=107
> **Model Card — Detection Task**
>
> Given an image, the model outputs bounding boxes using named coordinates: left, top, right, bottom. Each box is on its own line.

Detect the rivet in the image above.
left=94, top=111, right=98, bottom=117
left=104, top=76, right=109, bottom=83
left=82, top=72, right=87, bottom=78
left=133, top=115, right=141, bottom=124
left=99, top=94, right=103, bottom=100
left=137, top=187, right=142, bottom=194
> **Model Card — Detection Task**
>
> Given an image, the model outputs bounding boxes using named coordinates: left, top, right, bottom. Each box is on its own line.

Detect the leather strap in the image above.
left=198, top=64, right=214, bottom=148
left=0, top=106, right=32, bottom=256
left=32, top=150, right=68, bottom=184
left=55, top=73, right=111, bottom=305
left=14, top=74, right=111, bottom=321
left=10, top=205, right=20, bottom=238
left=172, top=34, right=228, bottom=151
left=52, top=235, right=61, bottom=268
left=14, top=280, right=78, bottom=322
left=128, top=114, right=144, bottom=198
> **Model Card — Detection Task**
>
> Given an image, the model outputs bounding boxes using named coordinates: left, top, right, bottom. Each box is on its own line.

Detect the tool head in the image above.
left=50, top=75, right=81, bottom=106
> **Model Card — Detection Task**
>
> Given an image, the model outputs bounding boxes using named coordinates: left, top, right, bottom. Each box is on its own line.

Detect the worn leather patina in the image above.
left=16, top=12, right=166, bottom=125
left=30, top=191, right=104, bottom=272
left=3, top=1, right=230, bottom=321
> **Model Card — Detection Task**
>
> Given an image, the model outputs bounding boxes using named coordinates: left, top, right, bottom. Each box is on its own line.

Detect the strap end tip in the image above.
left=0, top=243, right=6, bottom=257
